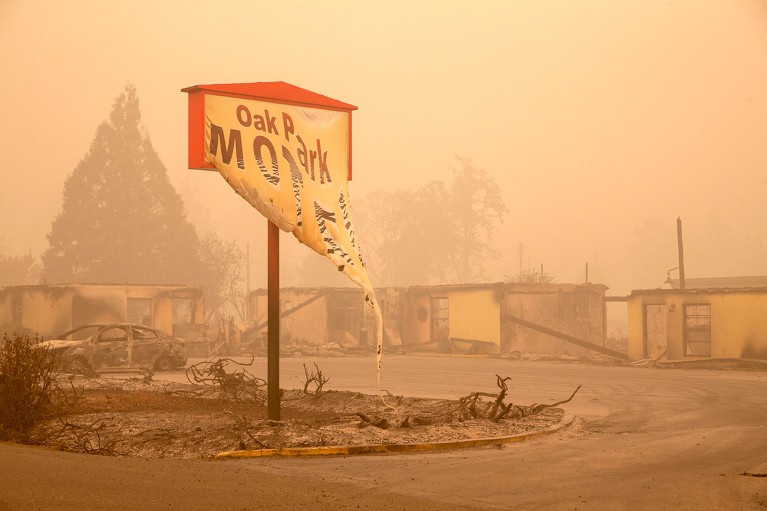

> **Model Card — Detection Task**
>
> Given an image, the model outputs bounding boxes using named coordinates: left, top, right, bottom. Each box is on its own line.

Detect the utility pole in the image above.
left=677, top=217, right=686, bottom=292
left=245, top=243, right=251, bottom=323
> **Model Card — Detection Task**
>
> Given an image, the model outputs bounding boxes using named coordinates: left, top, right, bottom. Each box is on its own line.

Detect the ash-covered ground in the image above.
left=31, top=377, right=563, bottom=459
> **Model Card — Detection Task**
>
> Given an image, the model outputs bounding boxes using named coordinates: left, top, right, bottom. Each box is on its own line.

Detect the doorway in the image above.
left=642, top=304, right=667, bottom=358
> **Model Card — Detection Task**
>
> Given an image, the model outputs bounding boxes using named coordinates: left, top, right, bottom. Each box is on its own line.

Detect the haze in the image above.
left=1, top=0, right=766, bottom=296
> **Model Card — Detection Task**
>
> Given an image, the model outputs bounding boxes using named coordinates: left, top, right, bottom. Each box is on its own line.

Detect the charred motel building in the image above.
left=243, top=283, right=612, bottom=357
left=2, top=278, right=767, bottom=362
left=0, top=283, right=205, bottom=345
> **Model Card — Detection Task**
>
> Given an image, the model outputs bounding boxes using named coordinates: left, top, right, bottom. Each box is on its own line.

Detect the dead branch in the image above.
left=186, top=355, right=266, bottom=403
left=458, top=374, right=516, bottom=422
left=47, top=375, right=85, bottom=415
left=400, top=415, right=433, bottom=427
left=517, top=385, right=582, bottom=417
left=226, top=412, right=270, bottom=450
left=160, top=382, right=206, bottom=398
left=53, top=416, right=123, bottom=456
left=302, top=362, right=329, bottom=395
left=357, top=413, right=389, bottom=429
left=457, top=375, right=581, bottom=422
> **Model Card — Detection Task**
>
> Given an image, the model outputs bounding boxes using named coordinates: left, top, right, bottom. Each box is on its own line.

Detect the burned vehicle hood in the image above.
left=43, top=339, right=87, bottom=350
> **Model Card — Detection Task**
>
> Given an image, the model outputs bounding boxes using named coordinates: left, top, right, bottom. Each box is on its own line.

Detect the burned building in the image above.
left=244, top=282, right=612, bottom=357
left=628, top=283, right=767, bottom=361
left=244, top=287, right=401, bottom=350
left=401, top=283, right=609, bottom=356
left=0, top=284, right=205, bottom=339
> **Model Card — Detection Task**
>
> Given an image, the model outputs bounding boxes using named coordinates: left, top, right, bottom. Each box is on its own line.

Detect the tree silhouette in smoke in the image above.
left=42, top=84, right=208, bottom=287
left=357, top=157, right=507, bottom=286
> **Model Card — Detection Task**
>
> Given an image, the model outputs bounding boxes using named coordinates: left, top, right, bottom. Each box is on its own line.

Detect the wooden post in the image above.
left=267, top=221, right=280, bottom=420
left=677, top=217, right=686, bottom=292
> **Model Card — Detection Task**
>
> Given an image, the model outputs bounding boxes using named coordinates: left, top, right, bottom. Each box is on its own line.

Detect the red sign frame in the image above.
left=181, top=82, right=357, bottom=180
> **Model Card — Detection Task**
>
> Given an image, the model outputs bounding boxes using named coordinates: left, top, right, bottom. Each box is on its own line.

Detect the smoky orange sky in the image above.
left=1, top=0, right=766, bottom=296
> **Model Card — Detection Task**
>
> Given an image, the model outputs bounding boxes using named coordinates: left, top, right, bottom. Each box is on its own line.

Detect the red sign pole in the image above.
left=267, top=220, right=280, bottom=420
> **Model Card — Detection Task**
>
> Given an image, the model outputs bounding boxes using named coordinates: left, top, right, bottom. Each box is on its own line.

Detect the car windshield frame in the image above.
left=57, top=324, right=111, bottom=341
left=131, top=325, right=161, bottom=341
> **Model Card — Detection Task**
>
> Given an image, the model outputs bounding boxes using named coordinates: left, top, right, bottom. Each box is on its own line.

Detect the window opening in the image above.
left=98, top=326, right=129, bottom=343
left=132, top=326, right=158, bottom=340
left=172, top=298, right=193, bottom=337
left=127, top=298, right=152, bottom=326
left=684, top=304, right=711, bottom=356
left=431, top=297, right=449, bottom=341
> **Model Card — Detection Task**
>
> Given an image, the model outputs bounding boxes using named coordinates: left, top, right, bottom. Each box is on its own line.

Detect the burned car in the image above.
left=46, top=323, right=187, bottom=373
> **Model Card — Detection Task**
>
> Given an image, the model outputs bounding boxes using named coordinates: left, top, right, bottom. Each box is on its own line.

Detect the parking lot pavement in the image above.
left=178, top=355, right=767, bottom=510
left=6, top=355, right=766, bottom=510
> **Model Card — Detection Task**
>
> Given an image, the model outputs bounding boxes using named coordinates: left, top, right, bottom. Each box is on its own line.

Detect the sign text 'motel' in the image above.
left=210, top=105, right=333, bottom=185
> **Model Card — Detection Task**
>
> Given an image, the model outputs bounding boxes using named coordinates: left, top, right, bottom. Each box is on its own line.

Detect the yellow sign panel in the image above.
left=204, top=94, right=383, bottom=381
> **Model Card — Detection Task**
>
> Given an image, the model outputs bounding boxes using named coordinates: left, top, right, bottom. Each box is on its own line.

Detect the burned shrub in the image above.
left=186, top=355, right=266, bottom=402
left=302, top=362, right=329, bottom=395
left=0, top=332, right=63, bottom=439
left=51, top=416, right=123, bottom=456
left=457, top=374, right=581, bottom=422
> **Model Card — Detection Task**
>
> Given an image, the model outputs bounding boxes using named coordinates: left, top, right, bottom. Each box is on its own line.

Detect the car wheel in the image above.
left=154, top=356, right=174, bottom=372
left=66, top=356, right=93, bottom=376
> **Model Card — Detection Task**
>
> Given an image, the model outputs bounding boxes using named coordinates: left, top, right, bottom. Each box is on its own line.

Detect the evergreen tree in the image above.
left=447, top=157, right=508, bottom=283
left=356, top=157, right=507, bottom=286
left=43, top=85, right=209, bottom=286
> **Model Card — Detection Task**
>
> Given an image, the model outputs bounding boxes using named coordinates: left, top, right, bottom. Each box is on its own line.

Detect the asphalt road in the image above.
left=2, top=355, right=766, bottom=510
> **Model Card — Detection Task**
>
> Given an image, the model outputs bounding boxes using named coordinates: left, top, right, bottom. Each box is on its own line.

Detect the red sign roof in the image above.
left=181, top=81, right=357, bottom=111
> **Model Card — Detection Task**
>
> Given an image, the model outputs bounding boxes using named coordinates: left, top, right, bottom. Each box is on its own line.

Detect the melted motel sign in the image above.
left=182, top=82, right=363, bottom=271
left=182, top=82, right=384, bottom=384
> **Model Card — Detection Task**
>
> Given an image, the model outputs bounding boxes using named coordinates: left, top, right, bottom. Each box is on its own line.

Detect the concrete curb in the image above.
left=215, top=411, right=575, bottom=459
